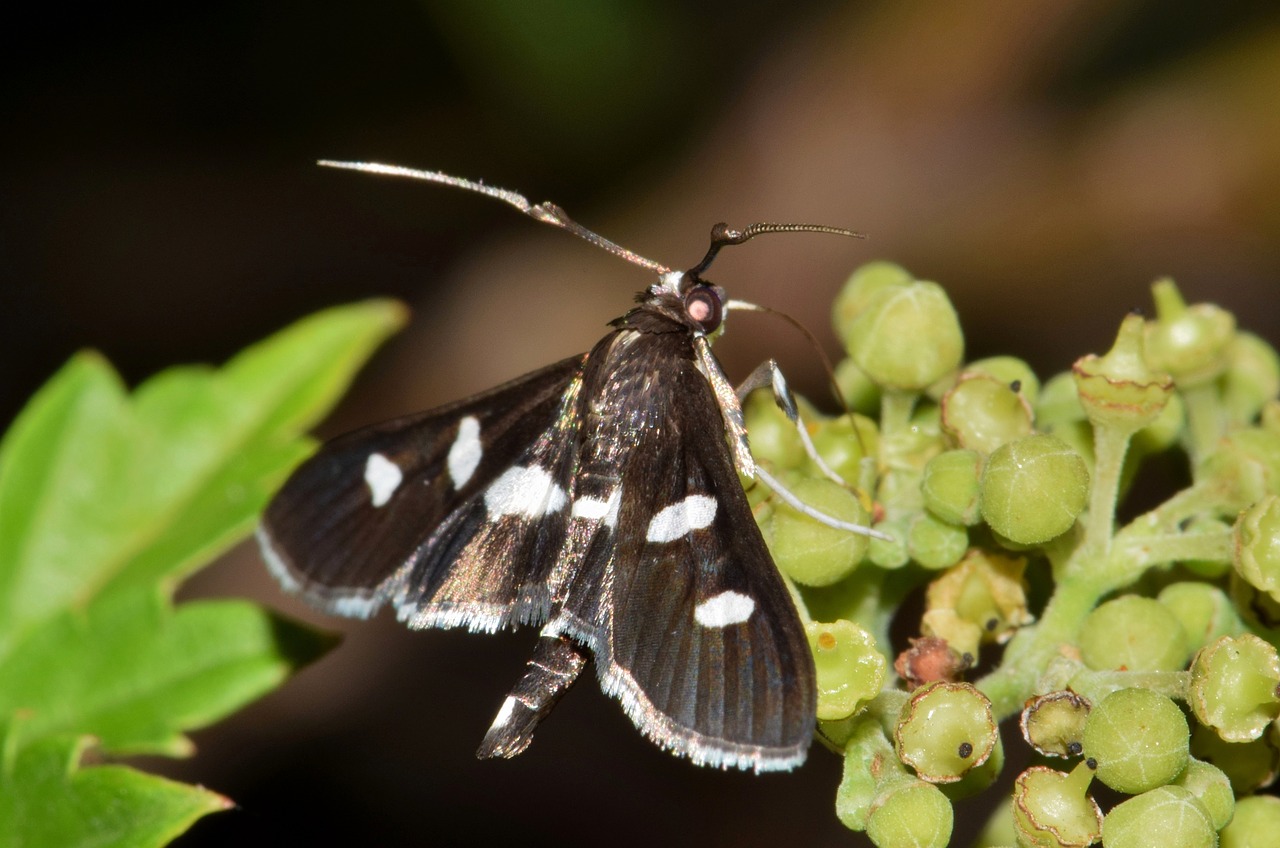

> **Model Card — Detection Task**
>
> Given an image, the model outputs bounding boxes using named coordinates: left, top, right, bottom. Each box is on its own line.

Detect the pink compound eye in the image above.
left=684, top=286, right=723, bottom=333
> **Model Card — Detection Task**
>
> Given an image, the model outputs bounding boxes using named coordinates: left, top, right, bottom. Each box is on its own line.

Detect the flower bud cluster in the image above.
left=749, top=266, right=1280, bottom=844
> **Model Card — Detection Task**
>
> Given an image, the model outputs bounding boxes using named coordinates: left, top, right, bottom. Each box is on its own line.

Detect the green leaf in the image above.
left=0, top=587, right=336, bottom=756
left=0, top=718, right=231, bottom=848
left=0, top=299, right=406, bottom=843
left=0, top=299, right=407, bottom=654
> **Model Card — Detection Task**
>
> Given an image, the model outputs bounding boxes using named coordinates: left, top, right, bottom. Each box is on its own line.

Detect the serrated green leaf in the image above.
left=0, top=718, right=231, bottom=848
left=0, top=587, right=335, bottom=756
left=0, top=299, right=407, bottom=656
left=0, top=299, right=405, bottom=844
left=0, top=352, right=132, bottom=653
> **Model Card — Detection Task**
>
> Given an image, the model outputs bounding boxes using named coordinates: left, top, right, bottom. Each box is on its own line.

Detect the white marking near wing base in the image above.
left=694, top=591, right=756, bottom=628
left=484, top=466, right=568, bottom=519
left=571, top=488, right=622, bottom=528
left=364, top=452, right=403, bottom=507
left=646, top=494, right=717, bottom=543
left=491, top=696, right=517, bottom=729
left=447, top=415, right=483, bottom=489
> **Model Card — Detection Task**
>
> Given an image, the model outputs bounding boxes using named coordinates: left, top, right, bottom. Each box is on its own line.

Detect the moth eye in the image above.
left=684, top=286, right=723, bottom=333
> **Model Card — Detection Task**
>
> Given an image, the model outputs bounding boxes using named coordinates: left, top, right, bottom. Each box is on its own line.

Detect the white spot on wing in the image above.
left=571, top=488, right=622, bottom=528
left=491, top=696, right=517, bottom=729
left=364, top=452, right=403, bottom=507
left=646, top=494, right=717, bottom=543
left=695, top=591, right=756, bottom=628
left=484, top=466, right=567, bottom=518
left=447, top=415, right=483, bottom=489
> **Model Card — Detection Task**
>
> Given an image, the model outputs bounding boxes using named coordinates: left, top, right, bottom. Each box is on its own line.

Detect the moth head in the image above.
left=683, top=282, right=727, bottom=335
left=649, top=270, right=727, bottom=336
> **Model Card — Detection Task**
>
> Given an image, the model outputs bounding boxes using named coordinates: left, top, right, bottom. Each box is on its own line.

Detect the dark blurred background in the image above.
left=5, top=1, right=1280, bottom=846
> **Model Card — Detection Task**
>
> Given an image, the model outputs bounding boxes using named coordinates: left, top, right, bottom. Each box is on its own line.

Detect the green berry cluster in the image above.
left=746, top=265, right=1280, bottom=846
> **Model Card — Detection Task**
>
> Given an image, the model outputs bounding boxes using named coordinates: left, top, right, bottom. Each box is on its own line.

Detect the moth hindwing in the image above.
left=259, top=163, right=867, bottom=772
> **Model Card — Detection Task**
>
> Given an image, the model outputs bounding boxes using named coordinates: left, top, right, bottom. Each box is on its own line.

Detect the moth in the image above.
left=258, top=161, right=880, bottom=772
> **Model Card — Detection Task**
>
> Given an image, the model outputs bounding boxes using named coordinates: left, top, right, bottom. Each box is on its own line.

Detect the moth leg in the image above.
left=476, top=633, right=587, bottom=759
left=735, top=359, right=847, bottom=486
left=737, top=360, right=893, bottom=542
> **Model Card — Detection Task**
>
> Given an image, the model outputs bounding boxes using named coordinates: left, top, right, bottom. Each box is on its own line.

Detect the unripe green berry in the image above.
left=1234, top=494, right=1280, bottom=603
left=1101, top=786, right=1215, bottom=848
left=1220, top=795, right=1280, bottom=848
left=1176, top=515, right=1235, bottom=579
left=1083, top=688, right=1189, bottom=794
left=848, top=281, right=964, bottom=391
left=907, top=512, right=968, bottom=570
left=940, top=731, right=1003, bottom=801
left=808, top=412, right=878, bottom=483
left=1035, top=372, right=1085, bottom=428
left=980, top=435, right=1090, bottom=545
left=1222, top=331, right=1280, bottom=426
left=768, top=476, right=869, bottom=586
left=866, top=780, right=953, bottom=848
left=833, top=357, right=882, bottom=416
left=1039, top=419, right=1095, bottom=472
left=896, top=681, right=997, bottom=783
left=1228, top=571, right=1280, bottom=638
left=941, top=373, right=1035, bottom=455
left=1145, top=277, right=1236, bottom=388
left=1020, top=690, right=1091, bottom=759
left=1264, top=398, right=1280, bottom=430
left=1188, top=634, right=1280, bottom=742
left=1078, top=595, right=1191, bottom=672
left=1010, top=762, right=1102, bottom=848
left=869, top=517, right=911, bottom=569
left=1190, top=722, right=1280, bottom=794
left=832, top=261, right=913, bottom=347
left=966, top=355, right=1041, bottom=407
left=1196, top=427, right=1280, bottom=513
left=1156, top=582, right=1244, bottom=652
left=1172, top=758, right=1235, bottom=831
left=922, top=449, right=982, bottom=526
left=1131, top=388, right=1186, bottom=455
left=1073, top=312, right=1174, bottom=434
left=805, top=620, right=887, bottom=721
left=744, top=389, right=806, bottom=468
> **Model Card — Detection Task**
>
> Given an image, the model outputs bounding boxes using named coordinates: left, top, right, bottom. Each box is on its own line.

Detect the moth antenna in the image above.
left=317, top=160, right=672, bottom=275
left=687, top=221, right=866, bottom=279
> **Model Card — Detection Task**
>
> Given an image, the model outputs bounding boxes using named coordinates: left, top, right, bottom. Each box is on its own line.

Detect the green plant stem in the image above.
left=865, top=688, right=910, bottom=737
left=976, top=567, right=1106, bottom=719
left=1082, top=423, right=1131, bottom=561
left=1113, top=528, right=1233, bottom=575
left=1181, top=382, right=1225, bottom=463
left=880, top=389, right=916, bottom=437
left=1129, top=480, right=1227, bottom=534
left=977, top=498, right=1232, bottom=719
